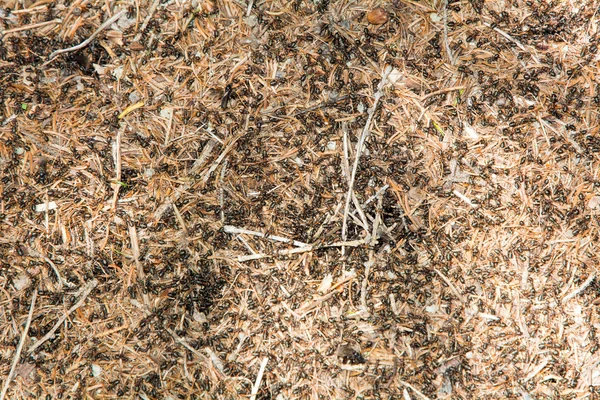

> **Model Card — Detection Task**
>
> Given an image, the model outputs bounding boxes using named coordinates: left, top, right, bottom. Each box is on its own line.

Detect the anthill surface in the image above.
left=1, top=0, right=600, bottom=399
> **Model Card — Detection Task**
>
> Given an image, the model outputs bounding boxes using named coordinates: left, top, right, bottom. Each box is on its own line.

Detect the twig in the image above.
left=128, top=225, right=150, bottom=306
left=201, top=132, right=245, bottom=184
left=45, top=10, right=126, bottom=64
left=171, top=202, right=188, bottom=235
left=234, top=238, right=368, bottom=261
left=154, top=138, right=217, bottom=222
left=134, top=0, right=159, bottom=42
left=165, top=328, right=217, bottom=367
left=398, top=379, right=431, bottom=400
left=0, top=290, right=37, bottom=400
left=482, top=21, right=540, bottom=64
left=25, top=247, right=64, bottom=290
left=1, top=18, right=61, bottom=36
left=420, top=86, right=465, bottom=102
left=111, top=126, right=123, bottom=210
left=562, top=272, right=596, bottom=304
left=219, top=161, right=228, bottom=224
left=297, top=272, right=357, bottom=316
left=205, top=347, right=226, bottom=375
left=28, top=279, right=98, bottom=354
left=341, top=67, right=391, bottom=253
left=292, top=95, right=350, bottom=117
left=453, top=189, right=475, bottom=207
left=250, top=357, right=269, bottom=400
left=442, top=0, right=454, bottom=64
left=434, top=268, right=465, bottom=303
left=224, top=225, right=308, bottom=247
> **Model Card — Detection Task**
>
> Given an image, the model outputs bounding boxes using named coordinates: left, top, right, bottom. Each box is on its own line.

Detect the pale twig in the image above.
left=1, top=18, right=61, bottom=36
left=166, top=327, right=209, bottom=358
left=341, top=122, right=351, bottom=179
left=128, top=225, right=150, bottom=306
left=219, top=161, right=228, bottom=224
left=171, top=202, right=188, bottom=235
left=205, top=347, right=226, bottom=375
left=235, top=238, right=368, bottom=261
left=562, top=272, right=596, bottom=304
left=25, top=247, right=64, bottom=290
left=341, top=107, right=370, bottom=232
left=398, top=379, right=432, bottom=400
left=134, top=0, right=159, bottom=42
left=297, top=272, right=357, bottom=316
left=341, top=67, right=391, bottom=253
left=111, top=126, right=123, bottom=210
left=442, top=0, right=454, bottom=64
left=154, top=138, right=217, bottom=222
left=250, top=357, right=269, bottom=400
left=351, top=192, right=370, bottom=232
left=361, top=256, right=374, bottom=313
left=201, top=133, right=244, bottom=184
left=420, top=86, right=465, bottom=102
left=434, top=268, right=465, bottom=303
left=482, top=21, right=541, bottom=64
left=0, top=290, right=37, bottom=400
left=223, top=225, right=308, bottom=247
left=45, top=10, right=126, bottom=64
left=28, top=279, right=98, bottom=354
left=453, top=189, right=475, bottom=207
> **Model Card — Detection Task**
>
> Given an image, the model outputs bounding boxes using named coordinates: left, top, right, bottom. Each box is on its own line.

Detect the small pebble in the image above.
left=367, top=7, right=389, bottom=25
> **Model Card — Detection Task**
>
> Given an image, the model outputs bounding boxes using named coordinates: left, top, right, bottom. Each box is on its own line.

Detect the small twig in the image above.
left=219, top=161, right=228, bottom=224
left=171, top=202, right=188, bottom=235
left=434, top=268, right=465, bottom=303
left=453, top=189, right=475, bottom=207
left=166, top=327, right=210, bottom=358
left=0, top=289, right=37, bottom=400
left=361, top=256, right=374, bottom=313
left=224, top=225, right=308, bottom=247
left=1, top=114, right=17, bottom=126
left=201, top=132, right=245, bottom=184
left=205, top=347, right=226, bottom=375
left=420, top=86, right=465, bottom=102
left=28, top=279, right=98, bottom=354
left=398, top=379, right=432, bottom=400
left=235, top=238, right=368, bottom=261
left=562, top=272, right=596, bottom=304
left=111, top=126, right=123, bottom=210
left=1, top=18, right=61, bottom=36
left=128, top=225, right=150, bottom=306
left=250, top=357, right=269, bottom=400
left=134, top=0, right=159, bottom=42
left=153, top=138, right=216, bottom=222
left=26, top=247, right=64, bottom=290
left=482, top=21, right=540, bottom=64
left=442, top=0, right=454, bottom=64
left=45, top=10, right=126, bottom=64
left=341, top=67, right=391, bottom=253
left=292, top=95, right=350, bottom=117
left=297, top=273, right=357, bottom=317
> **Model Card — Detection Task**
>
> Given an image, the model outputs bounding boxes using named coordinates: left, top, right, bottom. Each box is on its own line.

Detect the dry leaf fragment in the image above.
left=129, top=42, right=145, bottom=52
